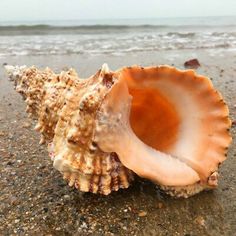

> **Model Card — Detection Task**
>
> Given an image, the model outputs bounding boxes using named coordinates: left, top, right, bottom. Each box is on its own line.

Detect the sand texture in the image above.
left=0, top=51, right=236, bottom=235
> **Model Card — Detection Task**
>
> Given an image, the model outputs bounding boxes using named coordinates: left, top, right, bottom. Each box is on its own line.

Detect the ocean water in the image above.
left=0, top=16, right=235, bottom=58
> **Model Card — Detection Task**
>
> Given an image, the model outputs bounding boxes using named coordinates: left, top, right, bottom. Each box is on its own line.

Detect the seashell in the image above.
left=5, top=64, right=231, bottom=197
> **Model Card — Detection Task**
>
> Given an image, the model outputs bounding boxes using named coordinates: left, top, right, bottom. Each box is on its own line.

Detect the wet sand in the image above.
left=0, top=51, right=236, bottom=235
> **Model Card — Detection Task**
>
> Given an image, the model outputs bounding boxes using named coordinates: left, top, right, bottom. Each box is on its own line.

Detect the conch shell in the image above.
left=5, top=64, right=231, bottom=197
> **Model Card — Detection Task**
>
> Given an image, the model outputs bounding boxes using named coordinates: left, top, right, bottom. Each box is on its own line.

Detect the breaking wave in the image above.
left=0, top=21, right=235, bottom=56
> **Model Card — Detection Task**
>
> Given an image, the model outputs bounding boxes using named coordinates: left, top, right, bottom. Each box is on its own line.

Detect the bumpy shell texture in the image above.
left=6, top=65, right=134, bottom=195
left=5, top=64, right=231, bottom=198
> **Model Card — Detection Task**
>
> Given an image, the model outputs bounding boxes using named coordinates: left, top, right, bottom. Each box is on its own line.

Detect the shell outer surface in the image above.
left=6, top=65, right=134, bottom=195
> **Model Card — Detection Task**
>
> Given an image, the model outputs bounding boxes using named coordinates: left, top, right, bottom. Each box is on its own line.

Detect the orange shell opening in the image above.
left=119, top=66, right=232, bottom=184
left=95, top=65, right=232, bottom=188
left=129, top=87, right=180, bottom=152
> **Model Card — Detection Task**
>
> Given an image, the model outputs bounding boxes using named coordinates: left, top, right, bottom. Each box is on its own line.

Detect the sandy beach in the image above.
left=0, top=50, right=235, bottom=235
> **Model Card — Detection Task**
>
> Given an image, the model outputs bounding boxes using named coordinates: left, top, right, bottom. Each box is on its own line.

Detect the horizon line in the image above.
left=0, top=15, right=236, bottom=23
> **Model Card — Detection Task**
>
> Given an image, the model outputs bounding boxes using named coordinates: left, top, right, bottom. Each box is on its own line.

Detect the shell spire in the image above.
left=5, top=64, right=134, bottom=195
left=5, top=64, right=231, bottom=198
left=5, top=65, right=79, bottom=142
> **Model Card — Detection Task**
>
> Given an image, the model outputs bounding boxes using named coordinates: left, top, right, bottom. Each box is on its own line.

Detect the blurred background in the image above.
left=0, top=0, right=236, bottom=74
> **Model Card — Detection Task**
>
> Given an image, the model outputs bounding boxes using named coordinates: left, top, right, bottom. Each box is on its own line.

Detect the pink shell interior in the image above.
left=95, top=66, right=231, bottom=188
